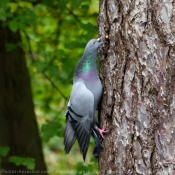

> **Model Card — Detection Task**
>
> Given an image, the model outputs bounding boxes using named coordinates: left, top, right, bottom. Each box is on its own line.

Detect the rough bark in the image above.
left=0, top=24, right=47, bottom=173
left=98, top=0, right=175, bottom=174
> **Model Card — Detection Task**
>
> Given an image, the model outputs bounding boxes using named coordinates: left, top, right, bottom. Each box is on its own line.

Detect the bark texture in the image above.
left=0, top=25, right=47, bottom=173
left=98, top=0, right=175, bottom=174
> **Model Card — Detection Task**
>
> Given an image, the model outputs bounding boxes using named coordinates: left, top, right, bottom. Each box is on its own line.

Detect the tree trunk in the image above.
left=0, top=24, right=47, bottom=173
left=99, top=0, right=175, bottom=174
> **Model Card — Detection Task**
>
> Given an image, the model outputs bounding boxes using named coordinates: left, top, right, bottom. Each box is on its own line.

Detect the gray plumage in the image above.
left=64, top=38, right=104, bottom=160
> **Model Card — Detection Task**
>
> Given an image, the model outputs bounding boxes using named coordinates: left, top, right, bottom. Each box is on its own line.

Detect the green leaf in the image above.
left=0, top=8, right=6, bottom=21
left=9, top=156, right=35, bottom=170
left=80, top=4, right=89, bottom=12
left=18, top=1, right=33, bottom=8
left=0, top=146, right=10, bottom=157
left=0, top=5, right=12, bottom=22
left=41, top=122, right=61, bottom=142
left=8, top=2, right=18, bottom=13
left=8, top=19, right=18, bottom=32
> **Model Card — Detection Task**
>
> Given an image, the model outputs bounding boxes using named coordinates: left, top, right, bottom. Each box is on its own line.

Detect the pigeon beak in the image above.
left=97, top=37, right=103, bottom=42
left=97, top=37, right=104, bottom=47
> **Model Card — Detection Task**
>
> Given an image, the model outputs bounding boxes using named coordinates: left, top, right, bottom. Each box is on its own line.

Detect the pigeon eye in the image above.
left=92, top=41, right=96, bottom=45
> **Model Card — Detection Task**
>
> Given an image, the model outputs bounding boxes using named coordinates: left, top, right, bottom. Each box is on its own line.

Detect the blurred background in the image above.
left=0, top=0, right=100, bottom=174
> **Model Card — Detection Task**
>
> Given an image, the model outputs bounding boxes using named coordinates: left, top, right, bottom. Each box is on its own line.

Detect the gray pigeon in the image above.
left=64, top=37, right=108, bottom=161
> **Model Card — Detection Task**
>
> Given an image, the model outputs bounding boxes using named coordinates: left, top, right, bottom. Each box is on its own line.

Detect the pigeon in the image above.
left=64, top=37, right=108, bottom=161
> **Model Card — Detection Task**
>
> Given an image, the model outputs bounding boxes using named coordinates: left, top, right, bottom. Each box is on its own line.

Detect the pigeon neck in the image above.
left=75, top=52, right=98, bottom=79
left=82, top=55, right=96, bottom=73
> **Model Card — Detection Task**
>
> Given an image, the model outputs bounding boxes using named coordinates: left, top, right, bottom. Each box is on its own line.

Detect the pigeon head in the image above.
left=84, top=37, right=104, bottom=55
left=73, top=37, right=104, bottom=79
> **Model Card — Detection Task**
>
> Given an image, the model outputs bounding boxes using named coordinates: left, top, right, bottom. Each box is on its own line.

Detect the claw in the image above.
left=97, top=125, right=108, bottom=139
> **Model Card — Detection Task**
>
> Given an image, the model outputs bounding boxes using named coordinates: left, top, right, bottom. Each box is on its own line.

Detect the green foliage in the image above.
left=0, top=0, right=100, bottom=173
left=41, top=122, right=62, bottom=142
left=9, top=156, right=35, bottom=170
left=0, top=146, right=10, bottom=166
left=0, top=146, right=10, bottom=157
left=74, top=157, right=98, bottom=175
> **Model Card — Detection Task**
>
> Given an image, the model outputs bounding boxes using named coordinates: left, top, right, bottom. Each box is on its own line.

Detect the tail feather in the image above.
left=64, top=120, right=76, bottom=154
left=74, top=120, right=91, bottom=161
left=64, top=107, right=93, bottom=161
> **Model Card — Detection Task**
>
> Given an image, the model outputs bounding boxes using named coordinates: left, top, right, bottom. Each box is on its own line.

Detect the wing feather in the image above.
left=64, top=119, right=76, bottom=154
left=64, top=81, right=95, bottom=160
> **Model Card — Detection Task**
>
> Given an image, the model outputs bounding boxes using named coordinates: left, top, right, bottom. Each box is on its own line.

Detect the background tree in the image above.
left=0, top=23, right=47, bottom=173
left=98, top=0, right=175, bottom=174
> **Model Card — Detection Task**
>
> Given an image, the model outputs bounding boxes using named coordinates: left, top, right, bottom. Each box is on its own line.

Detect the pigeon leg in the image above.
left=92, top=128, right=104, bottom=158
left=97, top=125, right=108, bottom=139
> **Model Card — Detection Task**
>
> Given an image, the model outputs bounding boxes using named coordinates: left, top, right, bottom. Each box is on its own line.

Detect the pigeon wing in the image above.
left=64, top=81, right=94, bottom=160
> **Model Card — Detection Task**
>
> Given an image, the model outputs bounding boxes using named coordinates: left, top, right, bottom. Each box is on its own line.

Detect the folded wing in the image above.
left=64, top=81, right=95, bottom=160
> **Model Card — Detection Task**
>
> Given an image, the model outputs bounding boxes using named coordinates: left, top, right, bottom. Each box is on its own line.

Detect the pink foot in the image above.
left=97, top=125, right=108, bottom=139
